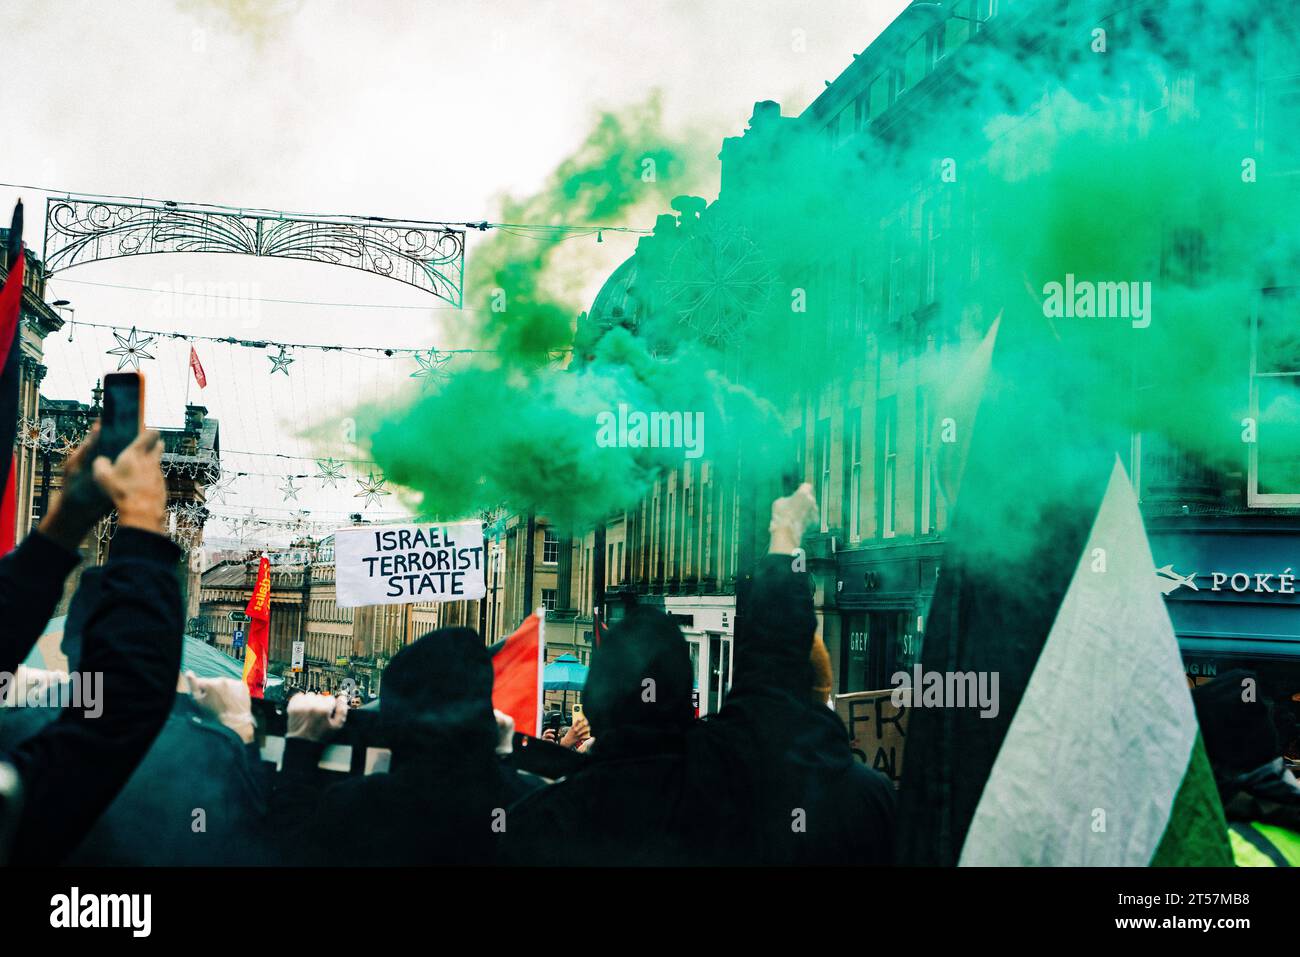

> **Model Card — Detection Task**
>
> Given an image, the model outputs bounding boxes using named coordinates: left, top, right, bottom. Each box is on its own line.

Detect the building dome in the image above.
left=587, top=255, right=641, bottom=330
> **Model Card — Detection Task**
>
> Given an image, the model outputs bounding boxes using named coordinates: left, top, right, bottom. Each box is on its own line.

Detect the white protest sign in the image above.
left=333, top=521, right=486, bottom=608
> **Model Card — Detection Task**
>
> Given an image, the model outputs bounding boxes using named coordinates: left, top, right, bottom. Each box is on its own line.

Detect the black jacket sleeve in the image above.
left=0, top=532, right=81, bottom=675
left=6, top=527, right=183, bottom=864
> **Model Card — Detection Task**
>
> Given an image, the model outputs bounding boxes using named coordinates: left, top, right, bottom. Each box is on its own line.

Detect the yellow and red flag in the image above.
left=242, top=556, right=272, bottom=698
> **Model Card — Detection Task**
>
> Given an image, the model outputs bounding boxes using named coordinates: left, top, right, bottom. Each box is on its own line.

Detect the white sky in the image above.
left=0, top=0, right=908, bottom=541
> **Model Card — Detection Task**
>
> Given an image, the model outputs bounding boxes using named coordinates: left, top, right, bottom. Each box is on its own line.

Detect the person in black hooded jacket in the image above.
left=503, top=483, right=895, bottom=866
left=271, top=627, right=539, bottom=865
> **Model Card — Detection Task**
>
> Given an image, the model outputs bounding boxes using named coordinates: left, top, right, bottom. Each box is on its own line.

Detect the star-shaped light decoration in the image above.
left=279, top=475, right=302, bottom=502
left=268, top=345, right=294, bottom=376
left=410, top=348, right=452, bottom=388
left=354, top=470, right=390, bottom=508
left=107, top=327, right=157, bottom=370
left=175, top=501, right=207, bottom=527
left=205, top=471, right=238, bottom=506
left=314, top=457, right=346, bottom=488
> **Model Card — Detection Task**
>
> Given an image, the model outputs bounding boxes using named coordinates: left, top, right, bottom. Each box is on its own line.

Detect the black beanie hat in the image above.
left=585, top=607, right=694, bottom=736
left=381, top=627, right=496, bottom=750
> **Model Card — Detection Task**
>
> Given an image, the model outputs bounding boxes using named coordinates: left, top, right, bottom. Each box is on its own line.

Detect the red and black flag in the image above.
left=0, top=200, right=26, bottom=556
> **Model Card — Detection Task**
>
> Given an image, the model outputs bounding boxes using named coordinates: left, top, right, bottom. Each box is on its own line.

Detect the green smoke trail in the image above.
left=372, top=95, right=775, bottom=527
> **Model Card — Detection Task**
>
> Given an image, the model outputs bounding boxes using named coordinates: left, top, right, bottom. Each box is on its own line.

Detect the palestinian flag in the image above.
left=957, top=460, right=1230, bottom=865
left=492, top=609, right=546, bottom=736
left=0, top=201, right=26, bottom=556
left=896, top=304, right=1232, bottom=866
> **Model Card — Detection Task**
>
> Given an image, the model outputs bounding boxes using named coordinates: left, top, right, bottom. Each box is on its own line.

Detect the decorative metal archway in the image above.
left=43, top=195, right=466, bottom=306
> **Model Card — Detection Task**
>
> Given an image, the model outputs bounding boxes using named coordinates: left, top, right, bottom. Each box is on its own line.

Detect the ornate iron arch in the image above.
left=43, top=196, right=465, bottom=306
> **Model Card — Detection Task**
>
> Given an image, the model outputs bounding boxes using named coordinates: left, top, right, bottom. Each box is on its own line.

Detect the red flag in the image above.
left=242, top=556, right=272, bottom=698
left=491, top=610, right=546, bottom=736
left=189, top=345, right=207, bottom=389
left=0, top=200, right=26, bottom=556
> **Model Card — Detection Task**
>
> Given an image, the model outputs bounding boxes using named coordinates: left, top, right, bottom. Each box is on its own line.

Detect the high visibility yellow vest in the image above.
left=1228, top=822, right=1300, bottom=867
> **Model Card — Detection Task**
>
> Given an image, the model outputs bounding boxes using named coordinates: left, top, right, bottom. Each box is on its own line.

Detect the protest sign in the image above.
left=834, top=688, right=908, bottom=784
left=334, top=521, right=486, bottom=608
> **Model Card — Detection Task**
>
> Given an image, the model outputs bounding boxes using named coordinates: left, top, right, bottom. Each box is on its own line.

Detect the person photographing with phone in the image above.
left=0, top=372, right=185, bottom=865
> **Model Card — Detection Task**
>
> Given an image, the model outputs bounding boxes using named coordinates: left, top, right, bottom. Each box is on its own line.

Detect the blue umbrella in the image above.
left=543, top=654, right=588, bottom=691
left=543, top=654, right=588, bottom=720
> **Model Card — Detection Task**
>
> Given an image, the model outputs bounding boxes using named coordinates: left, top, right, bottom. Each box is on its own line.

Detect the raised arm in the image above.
left=0, top=427, right=111, bottom=673
left=730, top=483, right=820, bottom=699
left=6, top=431, right=182, bottom=864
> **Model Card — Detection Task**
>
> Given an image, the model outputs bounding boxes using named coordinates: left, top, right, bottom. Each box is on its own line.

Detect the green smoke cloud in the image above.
left=374, top=2, right=1300, bottom=545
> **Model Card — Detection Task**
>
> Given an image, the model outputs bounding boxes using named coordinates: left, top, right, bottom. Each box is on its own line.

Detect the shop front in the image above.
left=835, top=540, right=942, bottom=694
left=1148, top=515, right=1300, bottom=757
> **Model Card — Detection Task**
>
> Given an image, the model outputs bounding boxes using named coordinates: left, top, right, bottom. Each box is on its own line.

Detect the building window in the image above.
left=903, top=36, right=928, bottom=90
left=867, top=73, right=889, bottom=120
left=844, top=408, right=862, bottom=542
left=878, top=397, right=898, bottom=538
left=923, top=197, right=948, bottom=305
left=814, top=418, right=832, bottom=534
left=941, top=9, right=968, bottom=56
left=542, top=528, right=559, bottom=564
left=917, top=389, right=937, bottom=535
left=834, top=104, right=855, bottom=146
left=883, top=222, right=906, bottom=325
left=541, top=589, right=557, bottom=611
left=851, top=250, right=870, bottom=337
left=792, top=424, right=806, bottom=482
left=1250, top=288, right=1300, bottom=504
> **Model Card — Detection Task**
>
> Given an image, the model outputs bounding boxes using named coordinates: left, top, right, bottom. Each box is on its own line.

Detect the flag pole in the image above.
left=535, top=606, right=546, bottom=738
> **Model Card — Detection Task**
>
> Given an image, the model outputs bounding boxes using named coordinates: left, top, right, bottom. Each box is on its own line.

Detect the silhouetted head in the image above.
left=381, top=627, right=496, bottom=758
left=585, top=608, right=694, bottom=737
left=1191, top=669, right=1278, bottom=774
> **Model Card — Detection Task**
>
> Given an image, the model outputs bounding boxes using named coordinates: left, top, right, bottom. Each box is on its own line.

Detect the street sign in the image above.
left=229, top=611, right=251, bottom=623
left=291, top=641, right=305, bottom=674
left=232, top=629, right=245, bottom=650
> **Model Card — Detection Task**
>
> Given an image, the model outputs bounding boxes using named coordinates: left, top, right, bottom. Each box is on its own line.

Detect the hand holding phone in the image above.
left=92, top=431, right=167, bottom=534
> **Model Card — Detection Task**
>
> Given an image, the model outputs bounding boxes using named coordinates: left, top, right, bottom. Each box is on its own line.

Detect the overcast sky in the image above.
left=1, top=0, right=908, bottom=540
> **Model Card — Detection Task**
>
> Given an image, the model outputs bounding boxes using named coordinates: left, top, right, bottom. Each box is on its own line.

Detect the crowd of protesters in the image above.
left=0, top=424, right=1297, bottom=866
